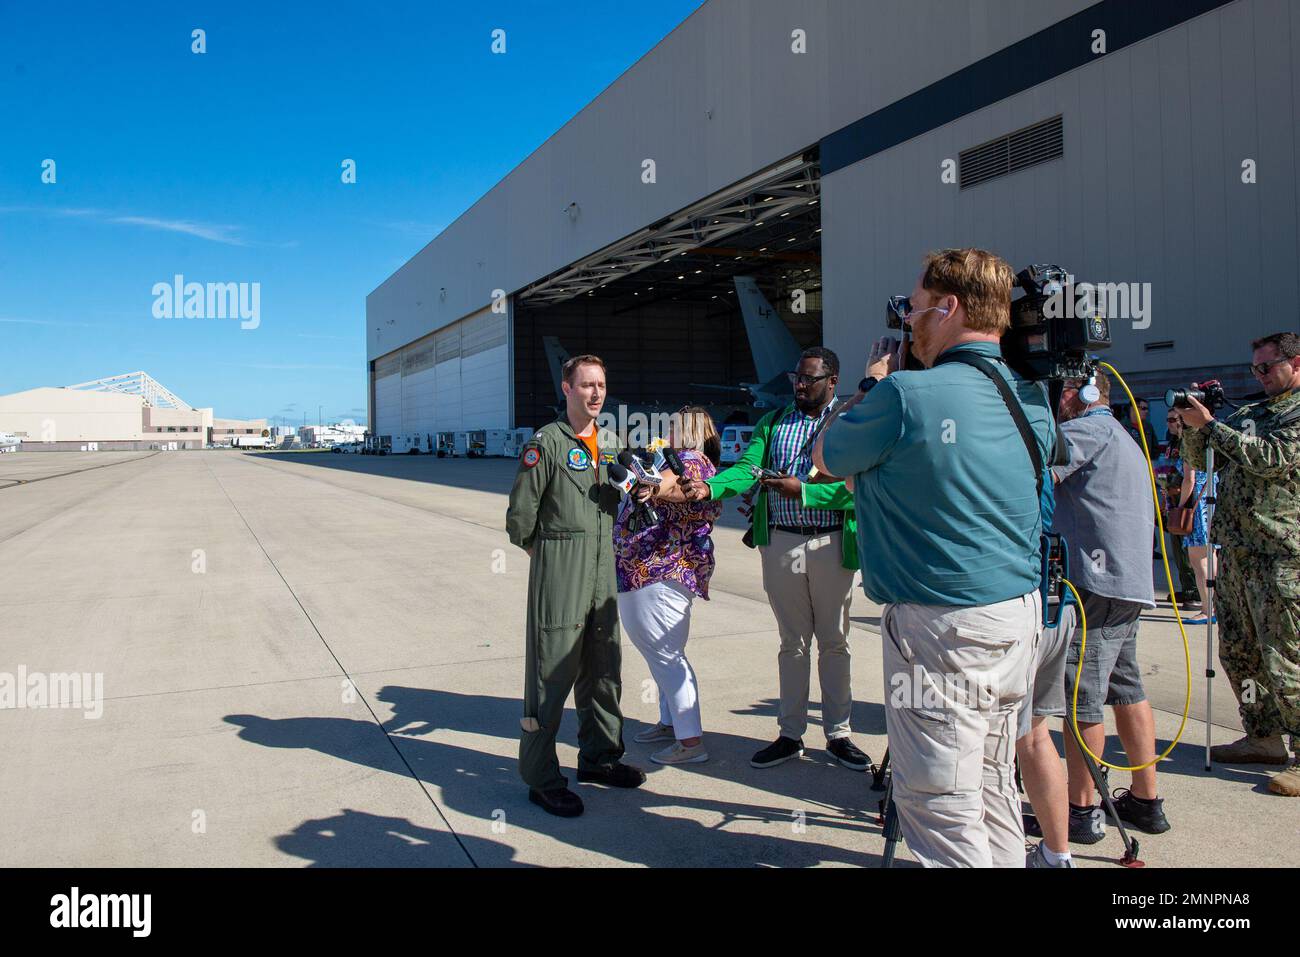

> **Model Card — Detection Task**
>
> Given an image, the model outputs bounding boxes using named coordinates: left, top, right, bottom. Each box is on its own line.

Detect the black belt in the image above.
left=769, top=522, right=842, bottom=537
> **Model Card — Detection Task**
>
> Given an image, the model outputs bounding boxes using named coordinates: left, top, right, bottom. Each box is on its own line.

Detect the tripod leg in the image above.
left=880, top=776, right=902, bottom=869
left=1204, top=448, right=1216, bottom=772
left=871, top=747, right=891, bottom=792
left=1080, top=747, right=1144, bottom=867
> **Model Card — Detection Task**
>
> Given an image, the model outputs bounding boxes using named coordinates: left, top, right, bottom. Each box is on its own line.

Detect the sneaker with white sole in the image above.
left=633, top=723, right=675, bottom=744
left=651, top=741, right=709, bottom=765
left=1026, top=842, right=1076, bottom=868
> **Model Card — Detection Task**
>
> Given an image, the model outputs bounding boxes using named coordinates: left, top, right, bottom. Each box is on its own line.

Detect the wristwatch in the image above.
left=857, top=376, right=880, bottom=395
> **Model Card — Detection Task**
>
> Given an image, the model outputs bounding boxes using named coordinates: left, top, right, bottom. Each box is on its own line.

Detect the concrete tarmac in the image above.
left=0, top=449, right=1293, bottom=867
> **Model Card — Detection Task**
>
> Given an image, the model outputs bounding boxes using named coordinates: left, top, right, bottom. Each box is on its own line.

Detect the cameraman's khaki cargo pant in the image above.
left=882, top=591, right=1039, bottom=868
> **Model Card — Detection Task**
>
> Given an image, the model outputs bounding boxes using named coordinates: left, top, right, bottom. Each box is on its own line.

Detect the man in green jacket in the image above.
left=506, top=354, right=645, bottom=817
left=682, top=347, right=870, bottom=772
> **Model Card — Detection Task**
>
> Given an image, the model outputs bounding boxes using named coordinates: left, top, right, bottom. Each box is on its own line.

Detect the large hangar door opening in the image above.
left=370, top=304, right=509, bottom=447
left=512, top=154, right=824, bottom=431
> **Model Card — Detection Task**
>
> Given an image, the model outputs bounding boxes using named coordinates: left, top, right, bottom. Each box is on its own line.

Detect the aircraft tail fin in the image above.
left=734, top=276, right=802, bottom=386
left=542, top=336, right=570, bottom=404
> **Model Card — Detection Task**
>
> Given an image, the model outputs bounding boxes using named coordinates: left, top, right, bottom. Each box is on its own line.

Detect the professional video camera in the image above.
left=1166, top=382, right=1227, bottom=414
left=886, top=264, right=1112, bottom=382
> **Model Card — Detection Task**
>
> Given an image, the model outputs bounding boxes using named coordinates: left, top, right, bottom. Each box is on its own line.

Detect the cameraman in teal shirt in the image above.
left=814, top=249, right=1055, bottom=868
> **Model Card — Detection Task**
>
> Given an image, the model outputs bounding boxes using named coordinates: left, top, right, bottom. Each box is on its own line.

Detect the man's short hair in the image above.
left=562, top=354, right=606, bottom=384
left=800, top=346, right=839, bottom=378
left=1251, top=331, right=1300, bottom=358
left=921, top=248, right=1015, bottom=335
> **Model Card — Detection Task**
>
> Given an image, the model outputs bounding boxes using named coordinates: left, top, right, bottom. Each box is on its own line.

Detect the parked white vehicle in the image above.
left=720, top=425, right=755, bottom=464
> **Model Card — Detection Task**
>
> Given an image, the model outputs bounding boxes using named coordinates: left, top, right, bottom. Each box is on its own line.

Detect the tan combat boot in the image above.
left=1210, top=734, right=1290, bottom=765
left=1269, top=759, right=1300, bottom=797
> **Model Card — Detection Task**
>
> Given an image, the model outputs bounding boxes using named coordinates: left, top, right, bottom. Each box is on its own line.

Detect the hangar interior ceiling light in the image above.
left=519, top=152, right=819, bottom=306
left=63, top=371, right=192, bottom=410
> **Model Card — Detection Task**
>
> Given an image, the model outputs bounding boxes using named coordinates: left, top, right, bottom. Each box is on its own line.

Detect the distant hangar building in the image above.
left=367, top=0, right=1297, bottom=450
left=0, top=372, right=269, bottom=450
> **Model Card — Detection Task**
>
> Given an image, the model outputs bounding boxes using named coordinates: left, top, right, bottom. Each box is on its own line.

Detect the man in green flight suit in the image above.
left=506, top=353, right=646, bottom=817
left=1179, top=331, right=1300, bottom=797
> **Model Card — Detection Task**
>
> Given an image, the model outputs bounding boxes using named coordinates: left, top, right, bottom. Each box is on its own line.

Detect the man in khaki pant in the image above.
left=683, top=347, right=870, bottom=772
left=816, top=249, right=1057, bottom=866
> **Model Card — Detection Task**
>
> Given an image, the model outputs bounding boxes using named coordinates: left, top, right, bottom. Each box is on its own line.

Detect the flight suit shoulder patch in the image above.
left=522, top=448, right=541, bottom=468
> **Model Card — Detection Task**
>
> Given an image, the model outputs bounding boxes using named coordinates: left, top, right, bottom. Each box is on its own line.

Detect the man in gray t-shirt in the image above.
left=1050, top=372, right=1170, bottom=841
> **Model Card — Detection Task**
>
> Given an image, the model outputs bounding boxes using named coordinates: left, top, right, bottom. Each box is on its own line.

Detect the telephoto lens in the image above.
left=1165, top=382, right=1226, bottom=412
left=1165, top=388, right=1203, bottom=409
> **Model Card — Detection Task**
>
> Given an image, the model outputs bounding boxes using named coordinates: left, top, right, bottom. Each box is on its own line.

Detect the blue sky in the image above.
left=0, top=0, right=704, bottom=425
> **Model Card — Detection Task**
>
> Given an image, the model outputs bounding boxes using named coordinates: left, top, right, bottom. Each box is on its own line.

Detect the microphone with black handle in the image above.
left=611, top=454, right=663, bottom=530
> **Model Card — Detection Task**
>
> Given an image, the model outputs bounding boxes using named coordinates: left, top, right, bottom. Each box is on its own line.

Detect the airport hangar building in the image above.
left=0, top=372, right=269, bottom=451
left=366, top=0, right=1299, bottom=452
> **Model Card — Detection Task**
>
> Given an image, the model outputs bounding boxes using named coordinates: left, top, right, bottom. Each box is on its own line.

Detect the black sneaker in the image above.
left=750, top=736, right=804, bottom=769
left=826, top=737, right=871, bottom=771
left=575, top=763, right=646, bottom=789
left=529, top=787, right=584, bottom=817
left=1023, top=812, right=1043, bottom=838
left=1068, top=803, right=1106, bottom=845
left=1106, top=789, right=1171, bottom=834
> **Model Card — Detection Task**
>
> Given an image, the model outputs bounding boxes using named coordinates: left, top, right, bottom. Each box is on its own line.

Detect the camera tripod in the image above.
left=1201, top=448, right=1219, bottom=771
left=869, top=734, right=1144, bottom=867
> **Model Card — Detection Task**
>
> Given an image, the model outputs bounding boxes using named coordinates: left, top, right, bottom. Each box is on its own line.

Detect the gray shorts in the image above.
left=1063, top=589, right=1147, bottom=724
left=1018, top=602, right=1075, bottom=740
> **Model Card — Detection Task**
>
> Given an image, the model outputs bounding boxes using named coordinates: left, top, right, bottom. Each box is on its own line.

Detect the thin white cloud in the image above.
left=109, top=215, right=248, bottom=246
left=0, top=316, right=95, bottom=328
left=0, top=205, right=281, bottom=247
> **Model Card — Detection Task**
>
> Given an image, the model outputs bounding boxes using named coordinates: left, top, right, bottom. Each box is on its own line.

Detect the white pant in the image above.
left=882, top=591, right=1039, bottom=868
left=617, top=580, right=702, bottom=740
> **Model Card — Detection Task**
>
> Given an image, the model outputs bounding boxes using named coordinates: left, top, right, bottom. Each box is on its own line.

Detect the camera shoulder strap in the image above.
left=935, top=351, right=1044, bottom=498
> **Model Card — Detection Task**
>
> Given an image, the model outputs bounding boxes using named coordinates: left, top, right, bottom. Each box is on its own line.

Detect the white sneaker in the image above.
left=651, top=741, right=709, bottom=765
left=633, top=723, right=675, bottom=744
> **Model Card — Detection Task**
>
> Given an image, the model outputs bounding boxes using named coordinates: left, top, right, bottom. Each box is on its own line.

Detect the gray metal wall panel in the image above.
left=367, top=0, right=1095, bottom=361
left=822, top=0, right=1294, bottom=384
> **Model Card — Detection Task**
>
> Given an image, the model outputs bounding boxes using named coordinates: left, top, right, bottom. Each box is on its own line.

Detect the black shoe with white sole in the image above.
left=826, top=737, right=871, bottom=771
left=750, top=736, right=804, bottom=768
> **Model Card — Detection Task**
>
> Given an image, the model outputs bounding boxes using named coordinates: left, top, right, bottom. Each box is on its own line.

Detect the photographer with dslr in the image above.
left=1177, top=332, right=1300, bottom=796
left=814, top=248, right=1055, bottom=868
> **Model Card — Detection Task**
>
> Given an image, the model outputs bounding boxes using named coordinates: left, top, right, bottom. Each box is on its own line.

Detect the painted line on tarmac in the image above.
left=0, top=450, right=160, bottom=489
left=202, top=456, right=479, bottom=868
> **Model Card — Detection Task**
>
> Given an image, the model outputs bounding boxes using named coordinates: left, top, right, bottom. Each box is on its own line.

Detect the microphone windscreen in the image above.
left=608, top=463, right=629, bottom=481
left=663, top=448, right=685, bottom=474
left=616, top=450, right=636, bottom=468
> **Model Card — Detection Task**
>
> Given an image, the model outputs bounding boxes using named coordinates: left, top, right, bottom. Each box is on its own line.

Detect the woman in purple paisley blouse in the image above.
left=614, top=407, right=724, bottom=766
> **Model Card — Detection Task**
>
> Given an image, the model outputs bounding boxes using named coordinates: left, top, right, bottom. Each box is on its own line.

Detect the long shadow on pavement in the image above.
left=274, top=807, right=535, bottom=867
left=228, top=692, right=895, bottom=867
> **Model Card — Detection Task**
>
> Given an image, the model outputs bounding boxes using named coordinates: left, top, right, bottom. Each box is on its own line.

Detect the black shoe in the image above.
left=528, top=787, right=584, bottom=817
left=1023, top=812, right=1043, bottom=838
left=750, top=736, right=804, bottom=769
left=1106, top=789, right=1170, bottom=834
left=826, top=737, right=871, bottom=771
left=575, top=763, right=646, bottom=788
left=1068, top=803, right=1106, bottom=845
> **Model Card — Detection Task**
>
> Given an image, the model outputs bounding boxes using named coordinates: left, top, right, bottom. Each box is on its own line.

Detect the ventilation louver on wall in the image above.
left=959, top=115, right=1063, bottom=189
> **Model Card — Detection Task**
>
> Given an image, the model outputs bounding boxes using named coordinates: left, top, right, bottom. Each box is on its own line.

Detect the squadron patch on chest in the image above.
left=568, top=447, right=591, bottom=471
